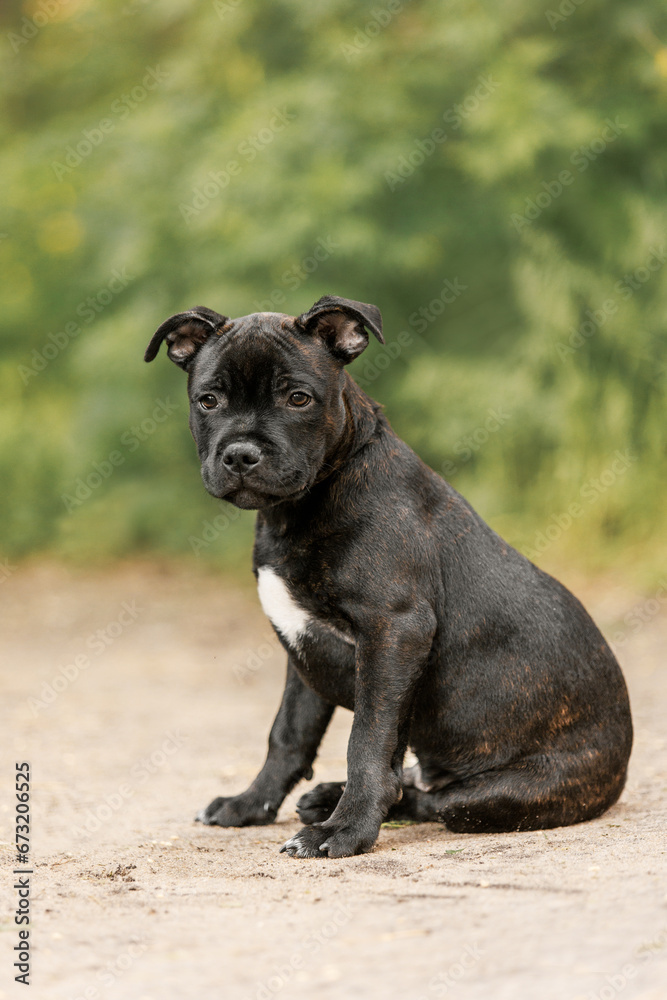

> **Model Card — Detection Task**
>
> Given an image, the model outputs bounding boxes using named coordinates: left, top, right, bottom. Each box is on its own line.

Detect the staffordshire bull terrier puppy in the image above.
left=144, top=296, right=633, bottom=858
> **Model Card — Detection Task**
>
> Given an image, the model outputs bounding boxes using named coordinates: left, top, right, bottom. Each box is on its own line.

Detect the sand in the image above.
left=1, top=561, right=665, bottom=1000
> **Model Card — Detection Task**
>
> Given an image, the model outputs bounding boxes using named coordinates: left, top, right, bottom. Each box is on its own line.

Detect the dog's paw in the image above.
left=280, top=821, right=376, bottom=859
left=195, top=794, right=277, bottom=827
left=280, top=825, right=330, bottom=859
left=296, top=782, right=346, bottom=825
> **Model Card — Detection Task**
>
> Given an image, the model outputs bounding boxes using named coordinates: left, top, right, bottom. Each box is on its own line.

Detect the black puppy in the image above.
left=144, top=296, right=632, bottom=859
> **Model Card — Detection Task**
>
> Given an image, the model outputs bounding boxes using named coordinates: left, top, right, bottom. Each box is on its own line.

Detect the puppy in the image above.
left=144, top=296, right=633, bottom=858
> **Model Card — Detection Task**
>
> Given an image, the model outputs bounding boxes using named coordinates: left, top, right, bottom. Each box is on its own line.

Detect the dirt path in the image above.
left=1, top=562, right=666, bottom=1000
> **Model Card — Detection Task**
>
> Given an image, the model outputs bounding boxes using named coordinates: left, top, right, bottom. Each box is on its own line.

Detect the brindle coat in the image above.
left=144, top=296, right=632, bottom=858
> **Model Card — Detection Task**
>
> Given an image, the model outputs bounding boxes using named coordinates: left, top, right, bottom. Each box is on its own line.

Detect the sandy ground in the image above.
left=1, top=561, right=666, bottom=1000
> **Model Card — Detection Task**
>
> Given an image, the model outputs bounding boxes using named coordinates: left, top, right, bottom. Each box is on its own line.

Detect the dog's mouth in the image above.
left=219, top=483, right=310, bottom=510
left=202, top=467, right=312, bottom=510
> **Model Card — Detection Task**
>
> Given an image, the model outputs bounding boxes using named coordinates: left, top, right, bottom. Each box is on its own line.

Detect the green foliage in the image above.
left=1, top=0, right=665, bottom=578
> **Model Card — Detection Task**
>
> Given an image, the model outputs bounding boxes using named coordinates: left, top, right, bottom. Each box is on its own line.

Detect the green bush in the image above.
left=1, top=0, right=665, bottom=582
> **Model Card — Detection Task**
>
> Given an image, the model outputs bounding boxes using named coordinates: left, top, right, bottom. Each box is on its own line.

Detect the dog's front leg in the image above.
left=281, top=606, right=436, bottom=858
left=197, top=658, right=334, bottom=827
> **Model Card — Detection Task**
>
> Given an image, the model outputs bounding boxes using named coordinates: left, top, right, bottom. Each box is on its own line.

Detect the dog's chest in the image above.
left=256, top=566, right=353, bottom=653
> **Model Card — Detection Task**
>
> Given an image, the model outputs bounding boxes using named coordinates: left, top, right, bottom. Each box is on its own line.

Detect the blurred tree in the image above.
left=0, top=0, right=665, bottom=579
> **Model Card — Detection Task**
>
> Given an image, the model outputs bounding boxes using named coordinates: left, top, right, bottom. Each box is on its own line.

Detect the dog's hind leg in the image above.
left=388, top=750, right=629, bottom=832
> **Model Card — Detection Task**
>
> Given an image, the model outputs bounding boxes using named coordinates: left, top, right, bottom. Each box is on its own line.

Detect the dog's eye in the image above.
left=198, top=394, right=219, bottom=410
left=288, top=391, right=311, bottom=407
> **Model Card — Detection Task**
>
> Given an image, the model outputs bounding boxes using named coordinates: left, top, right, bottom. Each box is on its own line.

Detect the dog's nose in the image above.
left=222, top=442, right=262, bottom=473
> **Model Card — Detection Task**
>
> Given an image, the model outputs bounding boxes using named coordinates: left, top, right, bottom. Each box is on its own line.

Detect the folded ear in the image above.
left=295, top=295, right=384, bottom=363
left=144, top=306, right=228, bottom=369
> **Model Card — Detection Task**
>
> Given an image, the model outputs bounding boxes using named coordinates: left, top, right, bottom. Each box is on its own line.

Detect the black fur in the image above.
left=145, top=296, right=633, bottom=859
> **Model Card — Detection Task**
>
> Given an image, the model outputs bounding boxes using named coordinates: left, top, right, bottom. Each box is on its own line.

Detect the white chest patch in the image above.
left=256, top=567, right=312, bottom=649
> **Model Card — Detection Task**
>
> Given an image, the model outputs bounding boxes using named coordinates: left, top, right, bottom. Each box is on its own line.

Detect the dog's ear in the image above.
left=144, top=306, right=228, bottom=369
left=295, top=295, right=384, bottom=363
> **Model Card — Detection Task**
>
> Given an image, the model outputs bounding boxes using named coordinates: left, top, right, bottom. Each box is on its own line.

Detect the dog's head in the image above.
left=144, top=296, right=384, bottom=509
